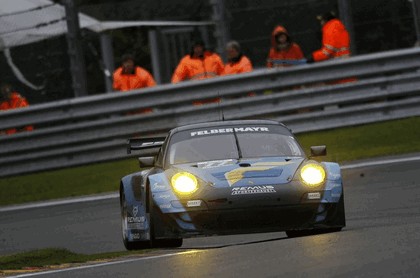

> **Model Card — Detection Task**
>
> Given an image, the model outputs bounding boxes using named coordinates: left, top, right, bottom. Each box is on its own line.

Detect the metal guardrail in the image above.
left=1, top=47, right=420, bottom=177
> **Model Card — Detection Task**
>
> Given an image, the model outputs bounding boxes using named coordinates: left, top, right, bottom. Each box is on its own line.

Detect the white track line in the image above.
left=8, top=250, right=205, bottom=277
left=340, top=155, right=420, bottom=170
left=0, top=193, right=118, bottom=213
left=2, top=155, right=420, bottom=213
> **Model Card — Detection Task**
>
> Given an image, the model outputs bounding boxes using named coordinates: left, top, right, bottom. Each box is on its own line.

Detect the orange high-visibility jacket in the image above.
left=223, top=55, right=253, bottom=75
left=0, top=92, right=29, bottom=109
left=113, top=66, right=156, bottom=91
left=313, top=19, right=350, bottom=62
left=0, top=92, right=33, bottom=134
left=171, top=51, right=224, bottom=83
left=267, top=25, right=304, bottom=67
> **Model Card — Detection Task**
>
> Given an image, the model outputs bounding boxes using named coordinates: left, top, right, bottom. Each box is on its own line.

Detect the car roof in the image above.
left=169, top=120, right=291, bottom=135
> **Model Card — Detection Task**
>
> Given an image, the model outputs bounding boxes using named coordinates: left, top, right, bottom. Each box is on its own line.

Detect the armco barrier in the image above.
left=1, top=47, right=420, bottom=130
left=1, top=47, right=420, bottom=177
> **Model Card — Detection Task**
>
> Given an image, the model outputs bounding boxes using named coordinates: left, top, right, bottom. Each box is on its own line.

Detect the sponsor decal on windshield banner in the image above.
left=191, top=127, right=269, bottom=137
left=231, top=185, right=276, bottom=195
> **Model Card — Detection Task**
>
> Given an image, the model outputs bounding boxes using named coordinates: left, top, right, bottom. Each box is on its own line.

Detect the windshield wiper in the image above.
left=232, top=129, right=243, bottom=159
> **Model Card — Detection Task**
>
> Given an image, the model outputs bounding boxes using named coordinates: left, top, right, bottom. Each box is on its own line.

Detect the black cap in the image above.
left=192, top=39, right=204, bottom=47
left=316, top=11, right=336, bottom=22
left=190, top=38, right=206, bottom=56
left=121, top=53, right=135, bottom=63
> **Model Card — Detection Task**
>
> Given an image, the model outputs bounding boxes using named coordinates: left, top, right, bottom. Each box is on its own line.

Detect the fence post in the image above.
left=99, top=33, right=115, bottom=93
left=63, top=0, right=88, bottom=97
left=210, top=0, right=230, bottom=60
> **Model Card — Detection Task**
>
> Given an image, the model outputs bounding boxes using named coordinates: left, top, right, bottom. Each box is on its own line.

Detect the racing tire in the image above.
left=124, top=240, right=152, bottom=251
left=120, top=190, right=152, bottom=250
left=333, top=192, right=346, bottom=227
left=153, top=238, right=183, bottom=248
left=286, top=193, right=345, bottom=238
left=148, top=190, right=183, bottom=248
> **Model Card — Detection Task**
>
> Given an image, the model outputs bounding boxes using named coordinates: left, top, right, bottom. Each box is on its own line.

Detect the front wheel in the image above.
left=149, top=210, right=183, bottom=248
left=153, top=238, right=183, bottom=248
left=286, top=192, right=346, bottom=238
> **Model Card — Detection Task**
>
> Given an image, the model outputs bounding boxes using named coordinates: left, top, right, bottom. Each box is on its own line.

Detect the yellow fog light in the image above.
left=300, top=163, right=326, bottom=187
left=171, top=172, right=198, bottom=195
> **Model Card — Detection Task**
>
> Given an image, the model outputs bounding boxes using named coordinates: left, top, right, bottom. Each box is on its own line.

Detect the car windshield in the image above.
left=167, top=125, right=304, bottom=165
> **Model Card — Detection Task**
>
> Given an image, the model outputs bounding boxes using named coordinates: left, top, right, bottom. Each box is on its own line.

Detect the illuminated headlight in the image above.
left=300, top=163, right=326, bottom=187
left=171, top=172, right=198, bottom=195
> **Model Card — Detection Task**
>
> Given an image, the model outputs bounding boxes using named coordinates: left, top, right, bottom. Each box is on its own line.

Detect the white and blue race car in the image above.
left=120, top=120, right=345, bottom=249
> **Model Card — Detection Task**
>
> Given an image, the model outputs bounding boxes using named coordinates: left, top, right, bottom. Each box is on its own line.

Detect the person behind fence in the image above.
left=171, top=39, right=224, bottom=83
left=306, top=11, right=355, bottom=84
left=267, top=25, right=304, bottom=68
left=171, top=39, right=224, bottom=105
left=113, top=53, right=156, bottom=92
left=0, top=83, right=33, bottom=135
left=306, top=11, right=351, bottom=63
left=113, top=53, right=156, bottom=113
left=223, top=40, right=253, bottom=75
left=223, top=40, right=255, bottom=97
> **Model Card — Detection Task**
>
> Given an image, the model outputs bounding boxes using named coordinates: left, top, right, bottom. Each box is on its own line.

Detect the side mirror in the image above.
left=138, top=157, right=155, bottom=168
left=310, top=145, right=327, bottom=157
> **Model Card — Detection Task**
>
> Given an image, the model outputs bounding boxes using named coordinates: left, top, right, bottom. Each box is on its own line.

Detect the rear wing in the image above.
left=127, top=137, right=166, bottom=154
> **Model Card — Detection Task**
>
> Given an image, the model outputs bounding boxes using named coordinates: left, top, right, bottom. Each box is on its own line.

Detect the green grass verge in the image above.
left=0, top=159, right=139, bottom=206
left=296, top=117, right=420, bottom=162
left=0, top=248, right=148, bottom=271
left=1, top=117, right=420, bottom=206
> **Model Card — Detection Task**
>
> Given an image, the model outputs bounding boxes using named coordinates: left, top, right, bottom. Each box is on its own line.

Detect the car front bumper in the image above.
left=152, top=199, right=345, bottom=238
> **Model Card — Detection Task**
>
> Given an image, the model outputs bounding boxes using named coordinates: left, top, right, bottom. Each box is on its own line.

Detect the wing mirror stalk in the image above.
left=138, top=157, right=155, bottom=168
left=310, top=145, right=327, bottom=158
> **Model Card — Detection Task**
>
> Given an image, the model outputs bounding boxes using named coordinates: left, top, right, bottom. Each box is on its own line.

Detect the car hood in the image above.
left=171, top=157, right=305, bottom=188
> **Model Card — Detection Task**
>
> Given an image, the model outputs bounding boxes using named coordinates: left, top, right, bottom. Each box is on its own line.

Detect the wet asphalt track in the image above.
left=1, top=156, right=420, bottom=277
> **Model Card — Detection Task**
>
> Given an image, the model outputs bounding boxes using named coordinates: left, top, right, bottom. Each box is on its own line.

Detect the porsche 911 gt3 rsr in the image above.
left=119, top=120, right=345, bottom=249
